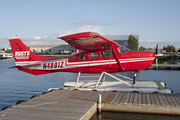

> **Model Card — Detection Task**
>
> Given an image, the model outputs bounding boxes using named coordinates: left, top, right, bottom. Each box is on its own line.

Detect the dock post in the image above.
left=98, top=94, right=102, bottom=113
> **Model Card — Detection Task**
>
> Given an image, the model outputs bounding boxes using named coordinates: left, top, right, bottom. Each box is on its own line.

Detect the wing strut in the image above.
left=111, top=44, right=125, bottom=71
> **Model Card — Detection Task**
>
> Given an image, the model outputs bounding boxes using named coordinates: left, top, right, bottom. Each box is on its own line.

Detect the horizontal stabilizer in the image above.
left=8, top=64, right=41, bottom=69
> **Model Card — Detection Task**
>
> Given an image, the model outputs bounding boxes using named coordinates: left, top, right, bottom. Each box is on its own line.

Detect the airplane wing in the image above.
left=58, top=32, right=124, bottom=70
left=57, top=32, right=120, bottom=51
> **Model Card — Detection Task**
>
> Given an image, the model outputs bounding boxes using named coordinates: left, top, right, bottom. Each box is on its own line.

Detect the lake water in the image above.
left=0, top=59, right=180, bottom=119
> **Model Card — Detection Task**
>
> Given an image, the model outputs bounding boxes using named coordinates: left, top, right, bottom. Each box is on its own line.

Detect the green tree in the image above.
left=139, top=46, right=146, bottom=51
left=163, top=45, right=176, bottom=52
left=146, top=47, right=153, bottom=50
left=128, top=35, right=138, bottom=50
left=1, top=48, right=5, bottom=51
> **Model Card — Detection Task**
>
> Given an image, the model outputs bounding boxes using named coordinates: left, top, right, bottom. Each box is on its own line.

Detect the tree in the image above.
left=163, top=45, right=176, bottom=52
left=139, top=46, right=146, bottom=51
left=146, top=47, right=153, bottom=50
left=128, top=35, right=138, bottom=50
left=1, top=48, right=5, bottom=51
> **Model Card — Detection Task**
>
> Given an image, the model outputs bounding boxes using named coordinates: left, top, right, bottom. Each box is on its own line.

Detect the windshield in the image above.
left=118, top=45, right=130, bottom=55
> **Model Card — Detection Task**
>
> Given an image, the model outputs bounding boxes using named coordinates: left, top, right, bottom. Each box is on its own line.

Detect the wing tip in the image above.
left=57, top=32, right=97, bottom=39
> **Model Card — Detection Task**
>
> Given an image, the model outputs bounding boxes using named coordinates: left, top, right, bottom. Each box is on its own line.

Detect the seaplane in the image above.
left=8, top=32, right=172, bottom=93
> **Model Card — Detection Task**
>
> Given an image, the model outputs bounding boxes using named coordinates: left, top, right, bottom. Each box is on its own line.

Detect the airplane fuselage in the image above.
left=19, top=48, right=155, bottom=75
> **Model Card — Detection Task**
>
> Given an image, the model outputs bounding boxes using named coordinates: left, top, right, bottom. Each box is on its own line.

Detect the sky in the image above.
left=0, top=0, right=180, bottom=49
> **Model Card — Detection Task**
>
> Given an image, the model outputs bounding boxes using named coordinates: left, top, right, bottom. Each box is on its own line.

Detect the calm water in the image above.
left=0, top=59, right=180, bottom=118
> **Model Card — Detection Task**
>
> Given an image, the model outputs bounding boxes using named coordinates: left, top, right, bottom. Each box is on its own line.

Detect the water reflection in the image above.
left=91, top=111, right=180, bottom=120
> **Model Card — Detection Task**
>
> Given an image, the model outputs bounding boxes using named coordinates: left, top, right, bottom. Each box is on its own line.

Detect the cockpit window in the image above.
left=69, top=54, right=76, bottom=59
left=101, top=50, right=113, bottom=58
left=118, top=45, right=130, bottom=55
left=79, top=54, right=86, bottom=60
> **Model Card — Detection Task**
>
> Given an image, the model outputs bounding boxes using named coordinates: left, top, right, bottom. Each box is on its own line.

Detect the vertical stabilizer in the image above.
left=9, top=37, right=54, bottom=66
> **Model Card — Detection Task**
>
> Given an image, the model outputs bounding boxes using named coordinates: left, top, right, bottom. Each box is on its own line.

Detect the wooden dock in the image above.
left=1, top=90, right=180, bottom=120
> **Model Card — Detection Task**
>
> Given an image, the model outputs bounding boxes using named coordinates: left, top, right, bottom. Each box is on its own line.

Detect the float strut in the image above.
left=133, top=72, right=136, bottom=87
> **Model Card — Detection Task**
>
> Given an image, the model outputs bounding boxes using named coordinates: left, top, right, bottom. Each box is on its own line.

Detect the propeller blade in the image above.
left=155, top=44, right=158, bottom=54
left=155, top=43, right=158, bottom=75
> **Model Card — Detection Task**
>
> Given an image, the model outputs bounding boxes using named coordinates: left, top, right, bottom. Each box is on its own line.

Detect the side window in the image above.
left=101, top=50, right=113, bottom=58
left=79, top=54, right=86, bottom=60
left=69, top=54, right=76, bottom=59
left=89, top=52, right=98, bottom=59
left=118, top=47, right=122, bottom=55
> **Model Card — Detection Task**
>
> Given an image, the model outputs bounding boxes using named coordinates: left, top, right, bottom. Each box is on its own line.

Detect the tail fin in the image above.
left=9, top=37, right=54, bottom=66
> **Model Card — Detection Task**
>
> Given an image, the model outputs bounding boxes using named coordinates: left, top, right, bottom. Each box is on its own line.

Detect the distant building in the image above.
left=30, top=43, right=75, bottom=55
left=105, top=35, right=139, bottom=47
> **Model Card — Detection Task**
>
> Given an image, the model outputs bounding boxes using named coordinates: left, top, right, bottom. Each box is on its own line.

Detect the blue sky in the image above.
left=0, top=0, right=180, bottom=49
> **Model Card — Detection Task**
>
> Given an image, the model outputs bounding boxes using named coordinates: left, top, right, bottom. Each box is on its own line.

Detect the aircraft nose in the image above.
left=151, top=52, right=155, bottom=57
left=148, top=52, right=155, bottom=59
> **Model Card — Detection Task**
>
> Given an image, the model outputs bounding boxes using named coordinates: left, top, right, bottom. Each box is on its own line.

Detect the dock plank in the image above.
left=168, top=94, right=179, bottom=106
left=146, top=94, right=151, bottom=106
left=153, top=93, right=161, bottom=106
left=118, top=92, right=127, bottom=104
left=174, top=94, right=180, bottom=105
left=72, top=91, right=89, bottom=101
left=102, top=92, right=117, bottom=103
left=101, top=91, right=110, bottom=101
left=165, top=94, right=176, bottom=106
left=142, top=93, right=146, bottom=105
left=124, top=93, right=131, bottom=104
left=106, top=92, right=117, bottom=103
left=128, top=93, right=134, bottom=105
left=133, top=93, right=138, bottom=105
left=115, top=92, right=124, bottom=104
left=157, top=94, right=166, bottom=106
left=149, top=93, right=156, bottom=106
left=80, top=91, right=95, bottom=100
left=161, top=94, right=171, bottom=106
left=102, top=92, right=113, bottom=103
left=110, top=92, right=120, bottom=103
left=137, top=93, right=142, bottom=105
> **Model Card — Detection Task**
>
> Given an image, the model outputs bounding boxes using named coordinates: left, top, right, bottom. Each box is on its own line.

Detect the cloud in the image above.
left=33, top=36, right=42, bottom=40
